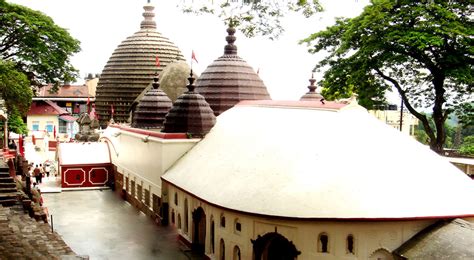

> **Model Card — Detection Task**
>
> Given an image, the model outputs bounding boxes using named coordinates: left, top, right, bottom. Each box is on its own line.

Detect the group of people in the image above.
left=28, top=163, right=53, bottom=184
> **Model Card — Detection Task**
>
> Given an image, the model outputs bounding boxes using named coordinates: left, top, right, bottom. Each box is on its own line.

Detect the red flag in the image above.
left=111, top=104, right=114, bottom=116
left=18, top=135, right=24, bottom=157
left=155, top=55, right=160, bottom=67
left=191, top=50, right=198, bottom=63
left=32, top=134, right=36, bottom=145
left=53, top=125, right=56, bottom=139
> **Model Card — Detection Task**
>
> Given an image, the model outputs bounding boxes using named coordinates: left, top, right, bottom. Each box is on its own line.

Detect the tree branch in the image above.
left=374, top=67, right=436, bottom=142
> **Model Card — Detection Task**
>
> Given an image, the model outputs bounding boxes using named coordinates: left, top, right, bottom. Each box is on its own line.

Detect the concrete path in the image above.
left=43, top=190, right=203, bottom=260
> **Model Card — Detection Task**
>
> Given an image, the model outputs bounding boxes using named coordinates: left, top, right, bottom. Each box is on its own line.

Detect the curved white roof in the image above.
left=162, top=103, right=474, bottom=219
left=58, top=142, right=111, bottom=166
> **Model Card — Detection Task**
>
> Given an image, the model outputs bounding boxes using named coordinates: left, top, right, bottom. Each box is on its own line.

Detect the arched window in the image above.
left=174, top=192, right=178, bottom=205
left=177, top=214, right=182, bottom=229
left=220, top=239, right=225, bottom=260
left=318, top=233, right=329, bottom=253
left=347, top=234, right=355, bottom=254
left=234, top=218, right=241, bottom=232
left=233, top=245, right=241, bottom=260
left=171, top=210, right=175, bottom=225
left=184, top=198, right=189, bottom=233
left=220, top=214, right=226, bottom=228
left=211, top=217, right=215, bottom=254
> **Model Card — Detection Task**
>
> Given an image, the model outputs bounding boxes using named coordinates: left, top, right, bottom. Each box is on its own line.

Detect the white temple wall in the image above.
left=101, top=126, right=198, bottom=198
left=167, top=184, right=435, bottom=260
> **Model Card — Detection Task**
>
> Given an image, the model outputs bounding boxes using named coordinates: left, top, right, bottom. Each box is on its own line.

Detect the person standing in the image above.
left=33, top=165, right=41, bottom=184
left=38, top=164, right=44, bottom=184
left=44, top=163, right=51, bottom=178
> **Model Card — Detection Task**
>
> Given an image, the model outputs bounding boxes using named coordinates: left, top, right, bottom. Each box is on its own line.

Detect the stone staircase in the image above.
left=0, top=163, right=19, bottom=207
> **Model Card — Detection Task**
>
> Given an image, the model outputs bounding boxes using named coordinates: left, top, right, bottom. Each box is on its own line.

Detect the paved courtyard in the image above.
left=43, top=190, right=203, bottom=260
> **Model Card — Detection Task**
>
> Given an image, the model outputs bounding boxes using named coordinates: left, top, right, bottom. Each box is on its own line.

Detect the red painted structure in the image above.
left=61, top=163, right=112, bottom=188
left=58, top=142, right=112, bottom=189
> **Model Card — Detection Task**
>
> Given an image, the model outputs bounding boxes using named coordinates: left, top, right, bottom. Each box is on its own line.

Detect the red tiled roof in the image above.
left=28, top=100, right=69, bottom=115
left=37, top=84, right=91, bottom=98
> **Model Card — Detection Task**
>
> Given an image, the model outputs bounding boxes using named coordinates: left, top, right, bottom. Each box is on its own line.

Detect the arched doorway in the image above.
left=369, top=248, right=394, bottom=260
left=252, top=232, right=301, bottom=260
left=192, top=207, right=206, bottom=254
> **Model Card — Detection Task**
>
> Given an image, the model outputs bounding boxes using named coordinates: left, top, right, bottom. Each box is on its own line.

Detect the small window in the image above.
left=174, top=192, right=178, bottom=205
left=220, top=214, right=226, bottom=228
left=347, top=235, right=354, bottom=254
left=177, top=214, right=181, bottom=229
left=318, top=233, right=329, bottom=253
left=32, top=121, right=40, bottom=131
left=235, top=219, right=241, bottom=232
left=45, top=121, right=54, bottom=133
left=171, top=210, right=175, bottom=225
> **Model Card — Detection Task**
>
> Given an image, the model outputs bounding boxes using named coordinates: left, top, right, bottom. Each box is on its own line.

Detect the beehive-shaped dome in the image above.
left=300, top=74, right=324, bottom=101
left=132, top=73, right=172, bottom=129
left=163, top=72, right=216, bottom=137
left=95, top=2, right=184, bottom=126
left=196, top=26, right=271, bottom=116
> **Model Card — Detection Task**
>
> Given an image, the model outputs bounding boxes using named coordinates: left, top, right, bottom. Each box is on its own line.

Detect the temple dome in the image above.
left=196, top=26, right=271, bottom=116
left=95, top=3, right=184, bottom=126
left=132, top=73, right=172, bottom=129
left=300, top=74, right=324, bottom=101
left=163, top=72, right=216, bottom=137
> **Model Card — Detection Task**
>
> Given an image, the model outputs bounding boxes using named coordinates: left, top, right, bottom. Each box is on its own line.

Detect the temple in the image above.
left=3, top=1, right=474, bottom=259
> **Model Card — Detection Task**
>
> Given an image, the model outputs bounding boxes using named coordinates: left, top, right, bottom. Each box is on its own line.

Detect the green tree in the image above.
left=301, top=0, right=473, bottom=153
left=0, top=0, right=81, bottom=91
left=0, top=0, right=81, bottom=131
left=180, top=0, right=323, bottom=39
left=459, top=136, right=474, bottom=156
left=7, top=107, right=28, bottom=134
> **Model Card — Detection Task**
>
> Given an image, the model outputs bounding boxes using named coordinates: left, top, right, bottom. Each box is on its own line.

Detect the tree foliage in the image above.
left=7, top=107, right=28, bottom=135
left=180, top=0, right=323, bottom=39
left=301, top=0, right=473, bottom=153
left=0, top=60, right=32, bottom=114
left=0, top=0, right=81, bottom=92
left=459, top=136, right=474, bottom=156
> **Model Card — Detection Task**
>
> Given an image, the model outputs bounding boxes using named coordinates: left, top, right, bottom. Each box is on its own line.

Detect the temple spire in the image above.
left=141, top=1, right=157, bottom=29
left=224, top=26, right=238, bottom=55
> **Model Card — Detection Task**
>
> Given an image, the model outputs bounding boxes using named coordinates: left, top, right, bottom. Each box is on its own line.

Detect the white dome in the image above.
left=162, top=101, right=474, bottom=219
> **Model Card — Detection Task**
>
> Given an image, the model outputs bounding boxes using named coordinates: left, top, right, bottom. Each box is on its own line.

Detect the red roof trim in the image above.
left=237, top=100, right=348, bottom=110
left=162, top=179, right=474, bottom=222
left=109, top=125, right=189, bottom=139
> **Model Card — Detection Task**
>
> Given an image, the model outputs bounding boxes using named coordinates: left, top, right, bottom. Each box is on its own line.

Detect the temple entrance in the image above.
left=192, top=207, right=206, bottom=254
left=252, top=232, right=301, bottom=260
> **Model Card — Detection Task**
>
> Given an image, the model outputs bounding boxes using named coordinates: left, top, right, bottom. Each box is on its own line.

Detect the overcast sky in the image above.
left=8, top=0, right=372, bottom=100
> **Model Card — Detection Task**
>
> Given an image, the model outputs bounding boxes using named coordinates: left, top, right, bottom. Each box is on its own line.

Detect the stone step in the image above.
left=0, top=199, right=17, bottom=206
left=0, top=183, right=16, bottom=189
left=0, top=166, right=9, bottom=172
left=0, top=177, right=14, bottom=183
left=0, top=172, right=10, bottom=178
left=0, top=187, right=17, bottom=193
left=0, top=192, right=19, bottom=199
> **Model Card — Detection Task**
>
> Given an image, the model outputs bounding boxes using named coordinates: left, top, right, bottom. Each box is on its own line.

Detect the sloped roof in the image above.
left=394, top=219, right=474, bottom=259
left=162, top=101, right=474, bottom=219
left=28, top=100, right=69, bottom=115
left=58, top=142, right=110, bottom=166
left=37, top=84, right=91, bottom=98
